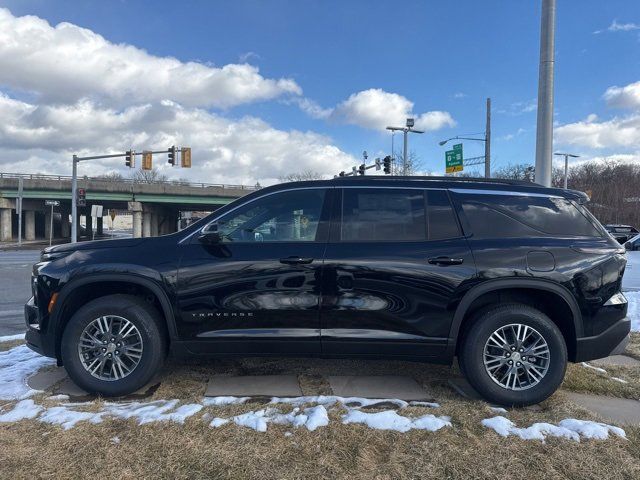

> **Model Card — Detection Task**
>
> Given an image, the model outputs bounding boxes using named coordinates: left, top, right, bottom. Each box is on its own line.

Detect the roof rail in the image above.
left=331, top=175, right=539, bottom=187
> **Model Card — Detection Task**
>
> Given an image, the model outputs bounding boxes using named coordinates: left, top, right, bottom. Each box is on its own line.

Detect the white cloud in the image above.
left=0, top=94, right=355, bottom=185
left=453, top=92, right=467, bottom=99
left=555, top=113, right=640, bottom=149
left=0, top=8, right=301, bottom=108
left=327, top=88, right=455, bottom=131
left=608, top=19, right=640, bottom=32
left=604, top=80, right=640, bottom=109
left=496, top=99, right=537, bottom=115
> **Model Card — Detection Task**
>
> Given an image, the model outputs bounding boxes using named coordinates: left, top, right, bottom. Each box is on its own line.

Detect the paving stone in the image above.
left=328, top=375, right=430, bottom=401
left=592, top=355, right=640, bottom=367
left=27, top=367, right=68, bottom=391
left=51, top=377, right=160, bottom=401
left=566, top=392, right=640, bottom=426
left=447, top=377, right=483, bottom=401
left=205, top=375, right=302, bottom=397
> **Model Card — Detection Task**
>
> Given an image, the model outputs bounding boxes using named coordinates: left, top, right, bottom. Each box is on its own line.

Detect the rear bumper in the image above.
left=574, top=316, right=631, bottom=362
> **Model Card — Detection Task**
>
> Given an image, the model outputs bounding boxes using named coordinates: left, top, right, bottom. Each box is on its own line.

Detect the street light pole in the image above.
left=534, top=0, right=557, bottom=187
left=485, top=98, right=491, bottom=178
left=386, top=118, right=424, bottom=176
left=554, top=152, right=579, bottom=189
left=71, top=155, right=78, bottom=243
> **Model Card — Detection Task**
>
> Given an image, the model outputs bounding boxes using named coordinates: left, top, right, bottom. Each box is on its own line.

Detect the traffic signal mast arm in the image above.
left=337, top=155, right=392, bottom=177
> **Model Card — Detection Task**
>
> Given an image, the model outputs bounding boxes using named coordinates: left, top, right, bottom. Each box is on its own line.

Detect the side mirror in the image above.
left=198, top=223, right=222, bottom=244
left=625, top=242, right=631, bottom=250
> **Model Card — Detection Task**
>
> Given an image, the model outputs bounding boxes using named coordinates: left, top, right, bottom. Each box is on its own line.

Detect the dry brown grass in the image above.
left=1, top=347, right=640, bottom=479
left=626, top=333, right=640, bottom=360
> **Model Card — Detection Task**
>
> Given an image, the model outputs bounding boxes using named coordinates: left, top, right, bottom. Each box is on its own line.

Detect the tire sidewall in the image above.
left=461, top=306, right=567, bottom=406
left=61, top=295, right=165, bottom=397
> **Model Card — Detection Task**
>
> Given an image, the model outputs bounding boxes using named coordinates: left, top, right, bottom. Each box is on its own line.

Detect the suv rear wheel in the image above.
left=459, top=304, right=567, bottom=406
left=61, top=294, right=167, bottom=397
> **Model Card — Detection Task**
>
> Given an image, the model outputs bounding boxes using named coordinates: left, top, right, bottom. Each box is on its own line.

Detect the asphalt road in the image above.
left=0, top=249, right=40, bottom=336
left=1, top=249, right=639, bottom=338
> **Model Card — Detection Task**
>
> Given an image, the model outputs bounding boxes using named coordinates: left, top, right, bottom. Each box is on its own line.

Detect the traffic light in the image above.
left=168, top=146, right=177, bottom=166
left=181, top=147, right=192, bottom=168
left=125, top=150, right=135, bottom=168
left=141, top=151, right=153, bottom=170
left=77, top=188, right=86, bottom=207
left=383, top=155, right=391, bottom=174
left=358, top=164, right=365, bottom=175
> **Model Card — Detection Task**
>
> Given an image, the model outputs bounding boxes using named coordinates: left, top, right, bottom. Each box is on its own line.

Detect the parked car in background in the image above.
left=625, top=233, right=640, bottom=251
left=25, top=176, right=630, bottom=407
left=605, top=224, right=639, bottom=244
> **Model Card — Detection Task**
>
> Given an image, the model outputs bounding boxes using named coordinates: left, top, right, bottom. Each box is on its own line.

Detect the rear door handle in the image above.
left=280, top=256, right=314, bottom=265
left=428, top=256, right=464, bottom=266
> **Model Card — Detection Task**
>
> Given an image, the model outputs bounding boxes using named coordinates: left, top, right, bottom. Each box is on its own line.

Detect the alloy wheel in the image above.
left=483, top=323, right=550, bottom=391
left=77, top=315, right=144, bottom=381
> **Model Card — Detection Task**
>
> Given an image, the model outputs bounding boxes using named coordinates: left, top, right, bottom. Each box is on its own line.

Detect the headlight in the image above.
left=40, top=251, right=71, bottom=262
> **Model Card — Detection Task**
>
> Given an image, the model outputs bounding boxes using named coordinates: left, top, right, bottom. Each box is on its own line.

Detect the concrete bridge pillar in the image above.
left=129, top=202, right=143, bottom=238
left=85, top=212, right=93, bottom=238
left=0, top=199, right=14, bottom=241
left=25, top=210, right=36, bottom=241
left=61, top=210, right=70, bottom=238
left=150, top=213, right=159, bottom=237
left=96, top=216, right=103, bottom=236
left=44, top=210, right=52, bottom=240
left=142, top=212, right=151, bottom=237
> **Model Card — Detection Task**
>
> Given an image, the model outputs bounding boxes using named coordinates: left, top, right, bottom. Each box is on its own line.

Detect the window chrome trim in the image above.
left=449, top=188, right=563, bottom=199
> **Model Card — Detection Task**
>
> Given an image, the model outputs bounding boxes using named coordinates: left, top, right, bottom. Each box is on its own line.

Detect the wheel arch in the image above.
left=51, top=273, right=177, bottom=362
left=449, top=279, right=582, bottom=361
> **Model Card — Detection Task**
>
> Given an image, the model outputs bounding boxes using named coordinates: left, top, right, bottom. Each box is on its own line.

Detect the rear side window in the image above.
left=456, top=192, right=602, bottom=238
left=341, top=189, right=426, bottom=241
left=427, top=190, right=460, bottom=240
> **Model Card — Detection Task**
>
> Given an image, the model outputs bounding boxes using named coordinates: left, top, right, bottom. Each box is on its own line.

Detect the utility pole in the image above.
left=534, top=0, right=556, bottom=187
left=386, top=118, right=424, bottom=175
left=485, top=98, right=491, bottom=178
left=554, top=152, right=579, bottom=189
left=17, top=177, right=23, bottom=246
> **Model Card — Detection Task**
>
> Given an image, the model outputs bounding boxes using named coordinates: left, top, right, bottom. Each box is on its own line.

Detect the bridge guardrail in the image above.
left=0, top=172, right=259, bottom=191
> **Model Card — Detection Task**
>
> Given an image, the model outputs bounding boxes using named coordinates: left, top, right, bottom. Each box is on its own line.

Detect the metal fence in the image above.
left=0, top=172, right=259, bottom=191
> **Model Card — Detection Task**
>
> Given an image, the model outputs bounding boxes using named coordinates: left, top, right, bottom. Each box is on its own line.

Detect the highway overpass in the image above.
left=0, top=173, right=256, bottom=242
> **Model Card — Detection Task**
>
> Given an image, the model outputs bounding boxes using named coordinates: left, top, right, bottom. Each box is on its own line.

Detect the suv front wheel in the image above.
left=61, top=294, right=167, bottom=397
left=459, top=304, right=567, bottom=406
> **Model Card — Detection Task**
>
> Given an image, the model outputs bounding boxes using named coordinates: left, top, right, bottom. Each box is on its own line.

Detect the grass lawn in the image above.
left=1, top=335, right=639, bottom=479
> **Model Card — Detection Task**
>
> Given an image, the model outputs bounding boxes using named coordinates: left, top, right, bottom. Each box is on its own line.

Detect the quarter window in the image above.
left=216, top=189, right=327, bottom=242
left=456, top=193, right=602, bottom=238
left=340, top=189, right=426, bottom=241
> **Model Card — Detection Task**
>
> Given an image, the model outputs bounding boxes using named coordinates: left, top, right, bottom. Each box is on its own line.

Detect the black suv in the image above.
left=25, top=176, right=630, bottom=406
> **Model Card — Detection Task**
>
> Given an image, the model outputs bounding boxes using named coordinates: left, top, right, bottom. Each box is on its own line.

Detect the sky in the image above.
left=0, top=0, right=639, bottom=186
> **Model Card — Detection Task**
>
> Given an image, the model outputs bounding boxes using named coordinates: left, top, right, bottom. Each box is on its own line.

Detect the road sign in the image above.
left=445, top=143, right=464, bottom=173
left=142, top=151, right=153, bottom=170
left=90, top=205, right=104, bottom=218
left=45, top=200, right=60, bottom=207
left=181, top=147, right=192, bottom=168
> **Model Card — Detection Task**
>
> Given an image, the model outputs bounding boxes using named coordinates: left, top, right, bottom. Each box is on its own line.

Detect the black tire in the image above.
left=458, top=303, right=567, bottom=407
left=61, top=294, right=167, bottom=397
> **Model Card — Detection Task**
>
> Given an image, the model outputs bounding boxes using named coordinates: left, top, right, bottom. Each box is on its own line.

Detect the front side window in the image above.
left=340, top=189, right=426, bottom=241
left=216, top=189, right=327, bottom=242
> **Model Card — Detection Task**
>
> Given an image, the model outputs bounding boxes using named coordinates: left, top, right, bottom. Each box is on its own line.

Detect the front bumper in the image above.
left=574, top=316, right=631, bottom=362
left=24, top=296, right=57, bottom=359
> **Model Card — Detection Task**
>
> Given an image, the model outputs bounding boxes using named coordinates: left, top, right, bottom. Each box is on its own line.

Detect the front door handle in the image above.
left=428, top=256, right=464, bottom=266
left=280, top=256, right=314, bottom=265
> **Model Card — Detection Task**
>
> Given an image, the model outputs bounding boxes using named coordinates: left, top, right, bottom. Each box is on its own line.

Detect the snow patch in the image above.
left=0, top=344, right=55, bottom=400
left=342, top=409, right=451, bottom=432
left=0, top=333, right=25, bottom=343
left=0, top=399, right=43, bottom=422
left=626, top=290, right=640, bottom=332
left=224, top=405, right=330, bottom=432
left=202, top=396, right=250, bottom=406
left=581, top=362, right=607, bottom=374
left=481, top=416, right=626, bottom=442
left=490, top=407, right=508, bottom=414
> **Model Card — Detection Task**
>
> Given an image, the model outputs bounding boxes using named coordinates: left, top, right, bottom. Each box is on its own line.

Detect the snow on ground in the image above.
left=0, top=333, right=26, bottom=343
left=0, top=344, right=55, bottom=400
left=581, top=362, right=629, bottom=384
left=222, top=405, right=329, bottom=433
left=482, top=416, right=626, bottom=442
left=625, top=290, right=640, bottom=332
left=342, top=409, right=451, bottom=433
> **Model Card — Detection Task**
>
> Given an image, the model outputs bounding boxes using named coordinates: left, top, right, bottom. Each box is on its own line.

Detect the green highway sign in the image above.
left=445, top=143, right=464, bottom=173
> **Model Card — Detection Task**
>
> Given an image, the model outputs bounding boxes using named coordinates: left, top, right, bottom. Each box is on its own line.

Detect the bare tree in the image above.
left=392, top=150, right=422, bottom=176
left=279, top=170, right=324, bottom=182
left=493, top=163, right=535, bottom=181
left=96, top=172, right=125, bottom=182
left=131, top=168, right=168, bottom=184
